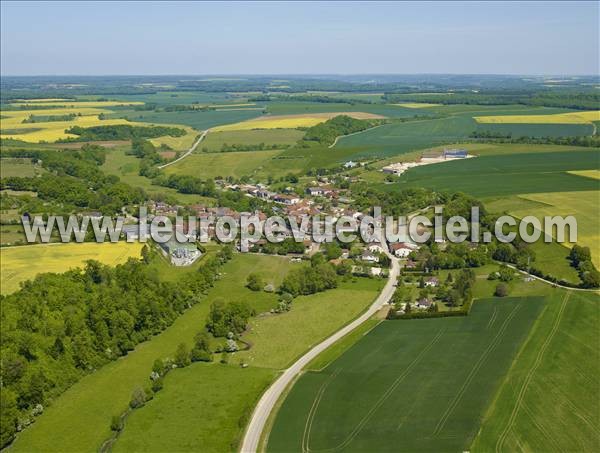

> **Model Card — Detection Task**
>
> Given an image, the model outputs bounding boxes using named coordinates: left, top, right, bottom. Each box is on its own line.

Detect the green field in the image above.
left=107, top=108, right=266, bottom=131
left=475, top=122, right=594, bottom=138
left=10, top=254, right=380, bottom=453
left=268, top=296, right=546, bottom=452
left=199, top=128, right=304, bottom=152
left=0, top=157, right=44, bottom=178
left=100, top=147, right=213, bottom=204
left=112, top=278, right=381, bottom=452
left=393, top=148, right=599, bottom=198
left=473, top=290, right=600, bottom=452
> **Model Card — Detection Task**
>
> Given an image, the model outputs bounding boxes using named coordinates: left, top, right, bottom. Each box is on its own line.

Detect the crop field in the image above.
left=569, top=169, right=600, bottom=180
left=472, top=290, right=600, bottom=453
left=475, top=122, right=594, bottom=137
left=0, top=242, right=143, bottom=294
left=0, top=104, right=198, bottom=148
left=113, top=278, right=381, bottom=452
left=264, top=101, right=418, bottom=118
left=199, top=128, right=304, bottom=151
left=267, top=296, right=545, bottom=452
left=393, top=102, right=441, bottom=108
left=210, top=112, right=385, bottom=132
left=393, top=148, right=599, bottom=198
left=474, top=110, right=600, bottom=124
left=10, top=100, right=144, bottom=108
left=510, top=190, right=600, bottom=267
left=165, top=150, right=283, bottom=179
left=106, top=108, right=266, bottom=131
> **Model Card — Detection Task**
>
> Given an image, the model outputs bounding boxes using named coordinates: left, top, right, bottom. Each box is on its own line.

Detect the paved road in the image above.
left=503, top=263, right=599, bottom=292
left=157, top=129, right=208, bottom=169
left=240, top=255, right=400, bottom=452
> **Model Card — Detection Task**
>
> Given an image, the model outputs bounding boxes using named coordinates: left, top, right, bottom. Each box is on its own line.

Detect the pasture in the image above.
left=165, top=150, right=283, bottom=180
left=113, top=277, right=381, bottom=452
left=267, top=296, right=545, bottom=452
left=0, top=158, right=43, bottom=178
left=0, top=242, right=143, bottom=294
left=9, top=254, right=296, bottom=453
left=199, top=128, right=304, bottom=152
left=472, top=290, right=600, bottom=452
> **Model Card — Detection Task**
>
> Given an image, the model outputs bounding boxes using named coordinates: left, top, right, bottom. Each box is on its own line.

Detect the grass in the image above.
left=0, top=242, right=143, bottom=294
left=267, top=296, right=546, bottom=452
left=0, top=157, right=44, bottom=178
left=199, top=128, right=304, bottom=152
left=472, top=290, right=600, bottom=452
left=165, top=150, right=282, bottom=179
left=474, top=110, right=600, bottom=124
left=112, top=275, right=380, bottom=452
left=112, top=364, right=276, bottom=453
left=101, top=147, right=213, bottom=204
left=9, top=253, right=295, bottom=453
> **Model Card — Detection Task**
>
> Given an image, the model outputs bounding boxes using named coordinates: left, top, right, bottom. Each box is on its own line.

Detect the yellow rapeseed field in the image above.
left=568, top=170, right=600, bottom=180
left=211, top=112, right=385, bottom=132
left=1, top=100, right=198, bottom=149
left=0, top=242, right=143, bottom=295
left=474, top=110, right=600, bottom=124
left=10, top=100, right=143, bottom=108
left=392, top=103, right=441, bottom=108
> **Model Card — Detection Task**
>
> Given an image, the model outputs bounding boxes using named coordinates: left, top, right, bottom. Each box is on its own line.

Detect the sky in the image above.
left=1, top=1, right=598, bottom=76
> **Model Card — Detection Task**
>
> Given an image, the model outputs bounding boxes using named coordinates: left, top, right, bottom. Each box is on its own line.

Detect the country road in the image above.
left=240, top=255, right=400, bottom=453
left=157, top=129, right=208, bottom=169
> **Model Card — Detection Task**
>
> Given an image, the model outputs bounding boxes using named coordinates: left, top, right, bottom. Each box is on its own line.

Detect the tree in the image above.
left=404, top=302, right=412, bottom=314
left=111, top=415, right=123, bottom=432
left=174, top=343, right=190, bottom=368
left=0, top=388, right=19, bottom=448
left=418, top=276, right=425, bottom=288
left=494, top=283, right=509, bottom=297
left=246, top=273, right=263, bottom=291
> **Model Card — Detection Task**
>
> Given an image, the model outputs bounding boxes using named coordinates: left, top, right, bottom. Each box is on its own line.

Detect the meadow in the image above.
left=199, top=128, right=304, bottom=151
left=113, top=278, right=381, bottom=453
left=0, top=158, right=44, bottom=178
left=9, top=252, right=380, bottom=453
left=267, top=296, right=545, bottom=452
left=0, top=242, right=143, bottom=294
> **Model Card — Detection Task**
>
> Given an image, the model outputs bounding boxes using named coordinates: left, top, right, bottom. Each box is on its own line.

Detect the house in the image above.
left=122, top=223, right=150, bottom=241
left=443, top=148, right=468, bottom=159
left=367, top=242, right=386, bottom=254
left=416, top=298, right=433, bottom=309
left=80, top=211, right=103, bottom=220
left=306, top=187, right=325, bottom=196
left=343, top=161, right=357, bottom=168
left=361, top=250, right=380, bottom=263
left=425, top=277, right=440, bottom=287
left=273, top=194, right=301, bottom=205
left=389, top=242, right=418, bottom=258
left=370, top=267, right=383, bottom=276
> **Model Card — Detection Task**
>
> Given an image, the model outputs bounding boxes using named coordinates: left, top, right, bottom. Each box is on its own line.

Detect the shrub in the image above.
left=246, top=273, right=263, bottom=291
left=174, top=343, right=191, bottom=368
left=494, top=283, right=509, bottom=297
left=110, top=415, right=123, bottom=432
left=151, top=377, right=164, bottom=393
left=129, top=387, right=147, bottom=409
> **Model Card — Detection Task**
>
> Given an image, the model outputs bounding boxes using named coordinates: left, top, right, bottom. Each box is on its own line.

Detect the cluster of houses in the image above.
left=382, top=148, right=471, bottom=176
